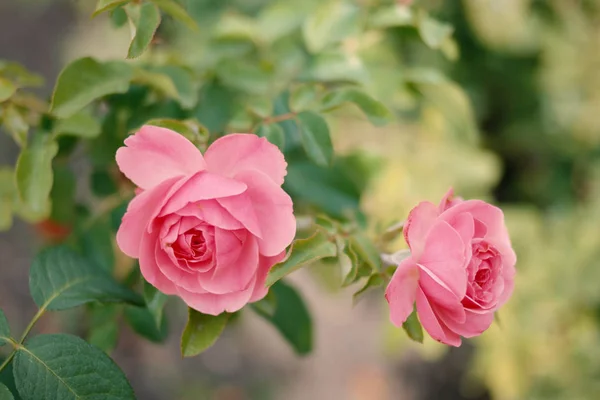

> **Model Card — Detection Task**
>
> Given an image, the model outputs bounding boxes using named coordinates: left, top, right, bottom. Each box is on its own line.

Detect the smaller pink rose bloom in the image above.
left=385, top=189, right=516, bottom=346
left=115, top=126, right=296, bottom=315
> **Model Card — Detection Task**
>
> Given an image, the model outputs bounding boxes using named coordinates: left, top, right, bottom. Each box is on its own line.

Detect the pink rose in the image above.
left=385, top=189, right=516, bottom=346
left=115, top=126, right=296, bottom=315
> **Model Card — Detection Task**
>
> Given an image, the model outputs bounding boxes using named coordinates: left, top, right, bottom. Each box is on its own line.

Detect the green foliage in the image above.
left=0, top=382, right=13, bottom=400
left=125, top=3, right=161, bottom=59
left=180, top=309, right=230, bottom=357
left=296, top=111, right=333, bottom=167
left=0, top=310, right=10, bottom=346
left=13, top=334, right=135, bottom=400
left=93, top=0, right=129, bottom=17
left=150, top=0, right=198, bottom=31
left=402, top=309, right=423, bottom=343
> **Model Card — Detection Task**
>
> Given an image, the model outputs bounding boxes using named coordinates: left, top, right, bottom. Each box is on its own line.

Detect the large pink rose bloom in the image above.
left=115, top=126, right=296, bottom=315
left=385, top=189, right=516, bottom=346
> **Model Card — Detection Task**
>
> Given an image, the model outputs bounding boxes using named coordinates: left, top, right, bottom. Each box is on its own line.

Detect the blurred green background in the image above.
left=1, top=0, right=600, bottom=399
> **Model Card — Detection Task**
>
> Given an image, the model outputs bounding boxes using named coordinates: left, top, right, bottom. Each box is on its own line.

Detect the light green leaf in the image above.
left=321, top=87, right=393, bottom=126
left=15, top=135, right=58, bottom=221
left=53, top=111, right=101, bottom=139
left=49, top=164, right=76, bottom=225
left=13, top=334, right=135, bottom=400
left=302, top=1, right=361, bottom=53
left=253, top=281, right=312, bottom=355
left=150, top=0, right=198, bottom=31
left=0, top=309, right=10, bottom=347
left=146, top=118, right=209, bottom=148
left=151, top=66, right=198, bottom=109
left=258, top=2, right=307, bottom=43
left=0, top=77, right=16, bottom=102
left=50, top=58, right=133, bottom=118
left=352, top=274, right=384, bottom=305
left=247, top=97, right=272, bottom=119
left=402, top=309, right=424, bottom=343
left=217, top=61, right=273, bottom=95
left=303, top=50, right=368, bottom=84
left=0, top=168, right=15, bottom=231
left=296, top=111, right=333, bottom=167
left=181, top=309, right=230, bottom=357
left=93, top=0, right=129, bottom=17
left=1, top=104, right=28, bottom=147
left=29, top=245, right=143, bottom=312
left=131, top=67, right=178, bottom=99
left=417, top=12, right=453, bottom=49
left=289, top=84, right=320, bottom=112
left=368, top=5, right=413, bottom=29
left=349, top=232, right=382, bottom=273
left=0, top=61, right=43, bottom=88
left=340, top=242, right=360, bottom=287
left=266, top=229, right=337, bottom=287
left=255, top=123, right=285, bottom=151
left=0, top=382, right=14, bottom=400
left=126, top=3, right=161, bottom=59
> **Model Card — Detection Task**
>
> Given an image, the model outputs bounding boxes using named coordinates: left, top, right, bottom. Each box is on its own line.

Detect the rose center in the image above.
left=465, top=240, right=503, bottom=307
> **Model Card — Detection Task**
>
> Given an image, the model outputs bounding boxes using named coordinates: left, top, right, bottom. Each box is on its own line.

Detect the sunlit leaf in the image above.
left=368, top=4, right=413, bottom=28
left=302, top=1, right=360, bottom=53
left=181, top=309, right=230, bottom=357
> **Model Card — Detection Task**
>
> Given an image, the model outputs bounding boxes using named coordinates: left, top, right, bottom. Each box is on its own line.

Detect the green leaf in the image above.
left=146, top=118, right=208, bottom=148
left=296, top=111, right=333, bottom=167
left=0, top=383, right=14, bottom=400
left=250, top=290, right=277, bottom=317
left=53, top=111, right=101, bottom=139
left=181, top=309, right=230, bottom=357
left=266, top=230, right=337, bottom=287
left=417, top=13, right=453, bottom=49
left=352, top=274, right=384, bottom=305
left=49, top=164, right=76, bottom=225
left=0, top=61, right=43, bottom=88
left=90, top=169, right=118, bottom=198
left=0, top=309, right=10, bottom=346
left=15, top=135, right=58, bottom=221
left=93, top=0, right=130, bottom=17
left=253, top=281, right=312, bottom=355
left=124, top=305, right=168, bottom=343
left=402, top=309, right=424, bottom=343
left=303, top=50, right=368, bottom=84
left=87, top=304, right=119, bottom=353
left=368, top=5, right=413, bottom=29
left=255, top=123, right=285, bottom=151
left=0, top=168, right=15, bottom=231
left=29, top=245, right=143, bottom=312
left=13, top=334, right=135, bottom=400
left=321, top=88, right=393, bottom=126
left=0, top=77, right=16, bottom=102
left=302, top=1, right=360, bottom=53
left=50, top=58, right=133, bottom=118
left=151, top=66, right=198, bottom=109
left=289, top=84, right=319, bottom=112
left=340, top=242, right=360, bottom=287
left=150, top=0, right=198, bottom=31
left=349, top=232, right=382, bottom=273
left=79, top=219, right=115, bottom=272
left=110, top=7, right=128, bottom=28
left=126, top=3, right=161, bottom=59
left=1, top=104, right=28, bottom=147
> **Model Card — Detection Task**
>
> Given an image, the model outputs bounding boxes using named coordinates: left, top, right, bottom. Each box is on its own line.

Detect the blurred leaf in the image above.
left=255, top=123, right=285, bottom=151
left=49, top=164, right=76, bottom=225
left=29, top=245, right=143, bottom=311
left=124, top=305, right=168, bottom=343
left=402, top=309, right=423, bottom=343
left=15, top=135, right=58, bottom=221
left=349, top=232, right=382, bottom=273
left=194, top=82, right=236, bottom=132
left=258, top=2, right=307, bottom=42
left=217, top=60, right=273, bottom=95
left=126, top=3, right=161, bottom=59
left=1, top=104, right=28, bottom=147
left=110, top=7, right=128, bottom=27
left=79, top=219, right=115, bottom=272
left=303, top=50, right=367, bottom=84
left=302, top=1, right=360, bottom=53
left=321, top=87, right=393, bottom=126
left=289, top=84, right=320, bottom=112
left=87, top=304, right=119, bottom=353
left=417, top=12, right=453, bottom=49
left=297, top=111, right=333, bottom=167
left=253, top=281, right=312, bottom=355
left=13, top=334, right=135, bottom=400
left=90, top=169, right=118, bottom=197
left=353, top=274, right=384, bottom=305
left=250, top=290, right=277, bottom=317
left=50, top=58, right=133, bottom=118
left=266, top=230, right=337, bottom=287
left=0, top=309, right=10, bottom=346
left=131, top=67, right=178, bottom=99
left=0, top=168, right=15, bottom=231
left=368, top=4, right=413, bottom=28
left=181, top=309, right=230, bottom=357
left=151, top=66, right=198, bottom=109
left=0, top=382, right=13, bottom=400
left=247, top=97, right=272, bottom=119
left=150, top=0, right=198, bottom=31
left=0, top=61, right=43, bottom=88
left=93, top=0, right=129, bottom=17
left=54, top=110, right=101, bottom=139
left=0, top=77, right=16, bottom=102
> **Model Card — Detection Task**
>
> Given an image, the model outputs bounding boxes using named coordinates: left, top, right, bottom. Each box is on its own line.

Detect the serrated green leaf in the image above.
left=402, top=309, right=424, bottom=343
left=0, top=77, right=16, bottom=102
left=54, top=111, right=101, bottom=139
left=255, top=123, right=285, bottom=151
left=417, top=13, right=453, bottom=49
left=50, top=58, right=133, bottom=118
left=302, top=1, right=360, bottom=53
left=13, top=334, right=135, bottom=400
left=296, top=111, right=333, bottom=167
left=0, top=309, right=10, bottom=346
left=29, top=246, right=143, bottom=312
left=150, top=0, right=198, bottom=31
left=0, top=383, right=14, bottom=400
left=15, top=135, right=58, bottom=221
left=321, top=88, right=393, bottom=126
left=368, top=5, right=413, bottom=29
left=181, top=309, right=230, bottom=357
left=253, top=281, right=312, bottom=355
left=353, top=274, right=384, bottom=305
left=93, top=0, right=130, bottom=17
left=266, top=230, right=337, bottom=287
left=1, top=104, right=28, bottom=147
left=126, top=3, right=161, bottom=59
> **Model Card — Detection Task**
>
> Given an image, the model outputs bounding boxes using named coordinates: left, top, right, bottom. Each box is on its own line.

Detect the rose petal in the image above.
left=385, top=257, right=420, bottom=327
left=204, top=133, right=287, bottom=186
left=175, top=200, right=245, bottom=230
left=418, top=272, right=466, bottom=323
left=404, top=201, right=439, bottom=259
left=438, top=187, right=463, bottom=212
left=437, top=308, right=494, bottom=338
left=116, top=125, right=206, bottom=190
left=138, top=229, right=179, bottom=295
left=177, top=276, right=257, bottom=315
left=416, top=287, right=461, bottom=346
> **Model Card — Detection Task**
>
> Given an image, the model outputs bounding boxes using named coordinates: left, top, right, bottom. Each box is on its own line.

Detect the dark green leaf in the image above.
left=352, top=274, right=384, bottom=305
left=79, top=219, right=115, bottom=272
left=29, top=245, right=143, bottom=311
left=0, top=309, right=10, bottom=346
left=50, top=58, right=133, bottom=118
left=266, top=230, right=337, bottom=287
left=296, top=111, right=333, bottom=167
left=15, top=135, right=58, bottom=221
left=0, top=77, right=16, bottom=102
left=181, top=309, right=230, bottom=357
left=0, top=362, right=19, bottom=400
left=53, top=111, right=101, bottom=139
left=302, top=2, right=360, bottom=53
left=349, top=232, right=382, bottom=273
left=124, top=305, right=168, bottom=343
left=91, top=169, right=118, bottom=198
left=0, top=382, right=14, bottom=400
left=110, top=7, right=128, bottom=27
left=150, top=0, right=198, bottom=31
left=194, top=82, right=236, bottom=133
left=87, top=304, right=119, bottom=353
left=402, top=309, right=424, bottom=343
left=253, top=281, right=312, bottom=355
left=321, top=88, right=393, bottom=126
left=126, top=3, right=161, bottom=59
left=13, top=334, right=135, bottom=400
left=255, top=123, right=285, bottom=151
left=49, top=164, right=76, bottom=225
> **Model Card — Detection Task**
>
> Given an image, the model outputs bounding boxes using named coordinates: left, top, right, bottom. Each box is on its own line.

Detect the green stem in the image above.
left=19, top=307, right=46, bottom=344
left=0, top=338, right=18, bottom=374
